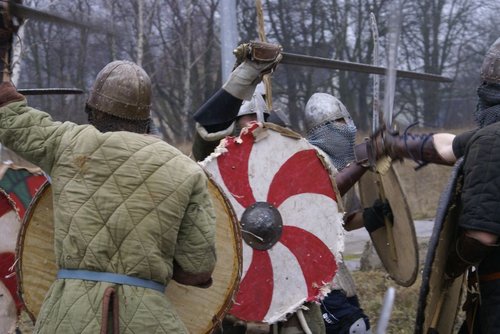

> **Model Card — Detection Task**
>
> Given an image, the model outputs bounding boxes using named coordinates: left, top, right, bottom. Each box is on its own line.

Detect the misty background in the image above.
left=15, top=0, right=500, bottom=145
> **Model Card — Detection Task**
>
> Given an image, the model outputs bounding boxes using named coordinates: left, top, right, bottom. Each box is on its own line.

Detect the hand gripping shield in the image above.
left=16, top=178, right=242, bottom=334
left=415, top=159, right=465, bottom=334
left=201, top=122, right=345, bottom=324
left=358, top=166, right=419, bottom=287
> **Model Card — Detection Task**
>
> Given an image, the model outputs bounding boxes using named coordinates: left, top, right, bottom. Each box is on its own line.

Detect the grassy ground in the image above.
left=353, top=270, right=422, bottom=333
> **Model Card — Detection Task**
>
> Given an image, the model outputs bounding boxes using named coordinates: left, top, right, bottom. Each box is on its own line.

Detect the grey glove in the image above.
left=223, top=41, right=282, bottom=100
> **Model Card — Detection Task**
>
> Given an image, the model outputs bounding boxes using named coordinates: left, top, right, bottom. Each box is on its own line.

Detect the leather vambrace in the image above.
left=383, top=130, right=455, bottom=168
left=335, top=141, right=371, bottom=196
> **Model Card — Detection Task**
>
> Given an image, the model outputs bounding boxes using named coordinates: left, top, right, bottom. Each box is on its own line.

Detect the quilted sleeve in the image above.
left=0, top=99, right=74, bottom=174
left=174, top=169, right=217, bottom=276
left=459, top=129, right=500, bottom=235
left=452, top=129, right=476, bottom=159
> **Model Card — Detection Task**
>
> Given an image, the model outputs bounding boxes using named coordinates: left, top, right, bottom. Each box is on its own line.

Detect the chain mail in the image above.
left=475, top=82, right=500, bottom=128
left=86, top=105, right=151, bottom=134
left=307, top=120, right=357, bottom=171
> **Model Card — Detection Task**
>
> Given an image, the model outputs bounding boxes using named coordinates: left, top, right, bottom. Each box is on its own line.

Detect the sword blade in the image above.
left=18, top=88, right=84, bottom=95
left=281, top=52, right=452, bottom=83
left=376, top=287, right=396, bottom=334
left=370, top=12, right=381, bottom=134
left=382, top=1, right=402, bottom=127
left=9, top=1, right=113, bottom=35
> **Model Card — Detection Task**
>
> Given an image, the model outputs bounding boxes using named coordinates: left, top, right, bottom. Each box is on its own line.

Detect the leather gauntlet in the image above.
left=223, top=41, right=283, bottom=100
left=383, top=130, right=454, bottom=168
left=444, top=233, right=497, bottom=280
left=356, top=126, right=455, bottom=170
left=232, top=41, right=283, bottom=75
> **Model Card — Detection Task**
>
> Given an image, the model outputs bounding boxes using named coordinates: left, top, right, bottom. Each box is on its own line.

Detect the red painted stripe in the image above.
left=217, top=125, right=257, bottom=208
left=0, top=252, right=24, bottom=314
left=279, top=226, right=337, bottom=301
left=267, top=149, right=337, bottom=207
left=26, top=175, right=48, bottom=197
left=230, top=250, right=274, bottom=321
left=0, top=193, right=12, bottom=217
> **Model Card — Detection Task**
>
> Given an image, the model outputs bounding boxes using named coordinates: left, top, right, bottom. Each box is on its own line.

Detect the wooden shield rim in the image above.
left=414, top=159, right=465, bottom=334
left=15, top=179, right=50, bottom=323
left=165, top=177, right=242, bottom=333
left=15, top=178, right=242, bottom=334
left=358, top=165, right=418, bottom=286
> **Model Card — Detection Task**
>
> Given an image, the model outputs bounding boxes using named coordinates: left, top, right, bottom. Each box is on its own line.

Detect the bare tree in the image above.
left=13, top=0, right=499, bottom=144
left=399, top=0, right=484, bottom=127
left=237, top=0, right=388, bottom=132
left=151, top=0, right=220, bottom=143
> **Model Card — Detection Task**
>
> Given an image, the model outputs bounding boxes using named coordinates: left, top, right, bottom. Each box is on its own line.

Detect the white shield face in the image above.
left=0, top=282, right=17, bottom=334
left=0, top=210, right=20, bottom=253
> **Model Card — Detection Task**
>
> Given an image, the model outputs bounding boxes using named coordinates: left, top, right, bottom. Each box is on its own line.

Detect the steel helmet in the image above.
left=304, top=93, right=353, bottom=133
left=87, top=60, right=151, bottom=120
left=480, top=37, right=500, bottom=84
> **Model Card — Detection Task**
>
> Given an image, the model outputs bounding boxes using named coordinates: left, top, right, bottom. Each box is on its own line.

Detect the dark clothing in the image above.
left=477, top=280, right=500, bottom=333
left=452, top=123, right=500, bottom=333
left=451, top=129, right=475, bottom=158
left=193, top=89, right=243, bottom=131
left=320, top=290, right=370, bottom=334
left=192, top=89, right=243, bottom=161
left=453, top=123, right=500, bottom=238
left=192, top=129, right=223, bottom=162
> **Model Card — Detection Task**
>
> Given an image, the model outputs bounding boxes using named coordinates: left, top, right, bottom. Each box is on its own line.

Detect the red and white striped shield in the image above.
left=0, top=150, right=46, bottom=332
left=201, top=122, right=345, bottom=323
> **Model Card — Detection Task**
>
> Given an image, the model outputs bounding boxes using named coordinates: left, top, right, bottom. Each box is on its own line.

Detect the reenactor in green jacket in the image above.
left=0, top=14, right=217, bottom=333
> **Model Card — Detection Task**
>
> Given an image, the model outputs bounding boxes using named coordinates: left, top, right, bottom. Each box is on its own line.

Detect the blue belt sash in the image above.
left=57, top=269, right=165, bottom=293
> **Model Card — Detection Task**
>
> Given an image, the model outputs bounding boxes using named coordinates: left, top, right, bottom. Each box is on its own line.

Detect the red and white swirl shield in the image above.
left=201, top=122, right=345, bottom=323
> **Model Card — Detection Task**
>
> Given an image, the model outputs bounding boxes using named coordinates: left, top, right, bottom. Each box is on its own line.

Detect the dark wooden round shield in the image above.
left=414, top=159, right=465, bottom=334
left=16, top=178, right=241, bottom=334
left=358, top=164, right=418, bottom=287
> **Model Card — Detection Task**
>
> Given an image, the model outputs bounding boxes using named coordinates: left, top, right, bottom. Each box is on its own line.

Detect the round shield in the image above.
left=0, top=164, right=47, bottom=330
left=415, top=159, right=465, bottom=334
left=0, top=192, right=22, bottom=334
left=201, top=122, right=345, bottom=324
left=358, top=165, right=418, bottom=287
left=16, top=179, right=241, bottom=334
